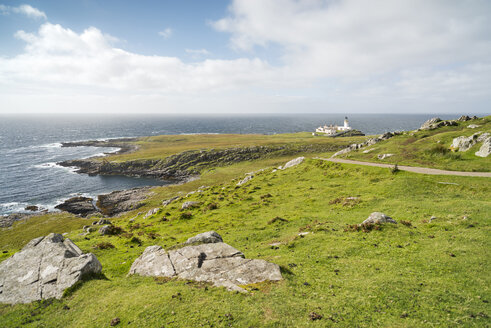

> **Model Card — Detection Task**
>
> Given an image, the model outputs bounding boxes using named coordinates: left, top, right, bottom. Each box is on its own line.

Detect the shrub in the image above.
left=391, top=164, right=399, bottom=174
left=268, top=216, right=288, bottom=224
left=179, top=211, right=193, bottom=220
left=400, top=220, right=412, bottom=227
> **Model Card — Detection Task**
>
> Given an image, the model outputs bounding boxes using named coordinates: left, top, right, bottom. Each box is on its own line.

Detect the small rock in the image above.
left=92, top=219, right=111, bottom=226
left=162, top=196, right=180, bottom=206
left=430, top=216, right=437, bottom=222
left=24, top=205, right=39, bottom=212
left=467, top=124, right=480, bottom=129
left=185, top=231, right=223, bottom=244
left=181, top=201, right=200, bottom=210
left=363, top=148, right=375, bottom=153
left=362, top=212, right=397, bottom=225
left=143, top=208, right=159, bottom=219
left=377, top=153, right=394, bottom=160
left=298, top=232, right=310, bottom=237
left=237, top=175, right=253, bottom=186
left=98, top=225, right=112, bottom=235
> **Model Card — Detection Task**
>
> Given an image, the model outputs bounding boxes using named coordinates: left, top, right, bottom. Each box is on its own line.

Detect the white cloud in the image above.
left=212, top=0, right=491, bottom=78
left=1, top=1, right=490, bottom=114
left=158, top=28, right=173, bottom=39
left=185, top=48, right=211, bottom=56
left=0, top=4, right=47, bottom=19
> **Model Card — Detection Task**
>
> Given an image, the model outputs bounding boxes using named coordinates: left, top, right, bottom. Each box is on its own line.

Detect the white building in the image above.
left=315, top=117, right=352, bottom=135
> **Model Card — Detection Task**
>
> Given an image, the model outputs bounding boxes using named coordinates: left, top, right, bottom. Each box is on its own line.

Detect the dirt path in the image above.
left=317, top=158, right=491, bottom=177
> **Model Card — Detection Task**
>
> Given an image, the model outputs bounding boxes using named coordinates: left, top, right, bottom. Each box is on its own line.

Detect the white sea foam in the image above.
left=33, top=162, right=78, bottom=174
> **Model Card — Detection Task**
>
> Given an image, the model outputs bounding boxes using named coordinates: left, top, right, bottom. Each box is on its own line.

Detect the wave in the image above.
left=32, top=162, right=78, bottom=174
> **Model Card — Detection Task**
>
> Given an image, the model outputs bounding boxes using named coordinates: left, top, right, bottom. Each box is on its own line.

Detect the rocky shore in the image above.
left=61, top=138, right=140, bottom=155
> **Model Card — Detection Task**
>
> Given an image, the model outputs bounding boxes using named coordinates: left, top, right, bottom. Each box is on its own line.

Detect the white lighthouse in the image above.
left=315, top=116, right=352, bottom=135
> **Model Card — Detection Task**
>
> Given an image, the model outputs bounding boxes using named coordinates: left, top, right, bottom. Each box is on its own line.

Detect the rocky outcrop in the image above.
left=96, top=187, right=151, bottom=216
left=162, top=196, right=180, bottom=206
left=129, top=232, right=282, bottom=292
left=331, top=132, right=399, bottom=157
left=58, top=144, right=351, bottom=181
left=0, top=233, right=101, bottom=304
left=419, top=118, right=458, bottom=130
left=61, top=138, right=139, bottom=155
left=457, top=115, right=478, bottom=122
left=475, top=137, right=491, bottom=157
left=450, top=134, right=479, bottom=152
left=55, top=196, right=97, bottom=217
left=362, top=212, right=397, bottom=225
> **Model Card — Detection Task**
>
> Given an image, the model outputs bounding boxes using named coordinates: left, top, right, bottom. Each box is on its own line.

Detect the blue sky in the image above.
left=0, top=0, right=490, bottom=114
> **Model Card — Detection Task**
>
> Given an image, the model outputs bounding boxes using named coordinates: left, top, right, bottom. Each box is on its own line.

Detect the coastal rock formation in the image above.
left=96, top=187, right=151, bottom=216
left=457, top=115, right=478, bottom=122
left=0, top=233, right=102, bottom=304
left=61, top=138, right=139, bottom=155
left=55, top=196, right=97, bottom=217
left=362, top=212, right=397, bottom=225
left=475, top=137, right=491, bottom=157
left=129, top=232, right=282, bottom=292
left=419, top=118, right=458, bottom=130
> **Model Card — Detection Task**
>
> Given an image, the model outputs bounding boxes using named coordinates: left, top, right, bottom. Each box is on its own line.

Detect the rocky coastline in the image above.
left=60, top=138, right=140, bottom=155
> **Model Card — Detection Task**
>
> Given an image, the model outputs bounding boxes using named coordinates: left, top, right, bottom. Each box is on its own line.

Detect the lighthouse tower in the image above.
left=344, top=117, right=349, bottom=129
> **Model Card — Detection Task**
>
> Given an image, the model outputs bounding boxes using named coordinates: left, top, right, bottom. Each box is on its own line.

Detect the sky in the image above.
left=0, top=0, right=490, bottom=114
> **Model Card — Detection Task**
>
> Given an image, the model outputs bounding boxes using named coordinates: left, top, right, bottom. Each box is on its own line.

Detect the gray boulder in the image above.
left=96, top=187, right=151, bottom=216
left=475, top=137, right=491, bottom=157
left=281, top=157, right=305, bottom=169
left=129, top=232, right=282, bottom=292
left=185, top=231, right=223, bottom=244
left=420, top=117, right=441, bottom=130
left=451, top=134, right=479, bottom=152
left=181, top=201, right=200, bottom=210
left=0, top=233, right=101, bottom=304
left=377, top=153, right=394, bottom=160
left=143, top=208, right=160, bottom=219
left=55, top=196, right=97, bottom=217
left=467, top=124, right=480, bottom=129
left=362, top=212, right=397, bottom=225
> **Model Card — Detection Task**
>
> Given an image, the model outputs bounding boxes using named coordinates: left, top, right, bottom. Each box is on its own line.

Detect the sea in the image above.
left=0, top=113, right=454, bottom=215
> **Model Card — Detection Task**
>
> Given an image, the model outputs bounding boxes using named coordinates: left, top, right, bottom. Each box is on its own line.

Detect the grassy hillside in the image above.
left=338, top=116, right=491, bottom=172
left=1, top=156, right=489, bottom=327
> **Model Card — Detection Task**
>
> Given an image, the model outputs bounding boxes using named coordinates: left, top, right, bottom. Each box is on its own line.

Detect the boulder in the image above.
left=129, top=232, right=282, bottom=292
left=281, top=157, right=305, bottom=169
left=477, top=133, right=490, bottom=142
left=92, top=219, right=111, bottom=225
left=377, top=154, right=394, bottom=160
left=0, top=233, right=101, bottom=304
left=420, top=117, right=441, bottom=130
left=24, top=205, right=39, bottom=212
left=185, top=231, right=223, bottom=244
left=143, top=208, right=160, bottom=219
left=162, top=196, right=180, bottom=206
left=237, top=175, right=253, bottom=186
left=475, top=137, right=491, bottom=157
left=362, top=212, right=397, bottom=225
left=458, top=115, right=472, bottom=121
left=181, top=201, right=200, bottom=210
left=450, top=134, right=479, bottom=152
left=55, top=196, right=97, bottom=216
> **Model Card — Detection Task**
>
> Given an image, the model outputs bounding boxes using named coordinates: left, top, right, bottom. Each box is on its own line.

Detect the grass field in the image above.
left=1, top=154, right=490, bottom=327
left=338, top=116, right=491, bottom=172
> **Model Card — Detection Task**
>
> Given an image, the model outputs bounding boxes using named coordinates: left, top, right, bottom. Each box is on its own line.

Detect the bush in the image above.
left=179, top=211, right=193, bottom=220
left=93, top=242, right=115, bottom=250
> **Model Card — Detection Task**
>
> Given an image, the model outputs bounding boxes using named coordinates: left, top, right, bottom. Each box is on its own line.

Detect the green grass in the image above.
left=1, top=157, right=490, bottom=327
left=339, top=116, right=491, bottom=172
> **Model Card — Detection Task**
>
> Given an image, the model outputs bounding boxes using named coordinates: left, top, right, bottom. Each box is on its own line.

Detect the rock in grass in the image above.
left=281, top=156, right=305, bottom=170
left=377, top=153, right=394, bottom=160
left=451, top=134, right=479, bottom=152
left=0, top=233, right=101, bottom=304
left=185, top=231, right=223, bottom=244
left=143, top=207, right=160, bottom=219
left=475, top=137, right=491, bottom=157
left=237, top=175, right=253, bottom=186
left=129, top=232, right=282, bottom=292
left=181, top=201, right=200, bottom=210
left=162, top=196, right=180, bottom=206
left=362, top=212, right=397, bottom=225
